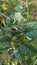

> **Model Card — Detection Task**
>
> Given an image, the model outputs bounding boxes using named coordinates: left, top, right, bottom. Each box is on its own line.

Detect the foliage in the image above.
left=0, top=0, right=37, bottom=65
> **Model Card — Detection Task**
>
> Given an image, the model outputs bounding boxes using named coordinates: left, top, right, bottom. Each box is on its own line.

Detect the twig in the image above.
left=0, top=12, right=10, bottom=19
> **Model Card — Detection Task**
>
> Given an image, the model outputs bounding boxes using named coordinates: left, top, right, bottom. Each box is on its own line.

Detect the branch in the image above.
left=0, top=12, right=10, bottom=19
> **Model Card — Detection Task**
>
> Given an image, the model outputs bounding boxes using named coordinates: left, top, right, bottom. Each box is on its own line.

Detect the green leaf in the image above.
left=29, top=39, right=37, bottom=48
left=0, top=34, right=11, bottom=42
left=19, top=43, right=37, bottom=56
left=26, top=30, right=37, bottom=39
left=14, top=5, right=25, bottom=14
left=25, top=22, right=37, bottom=32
